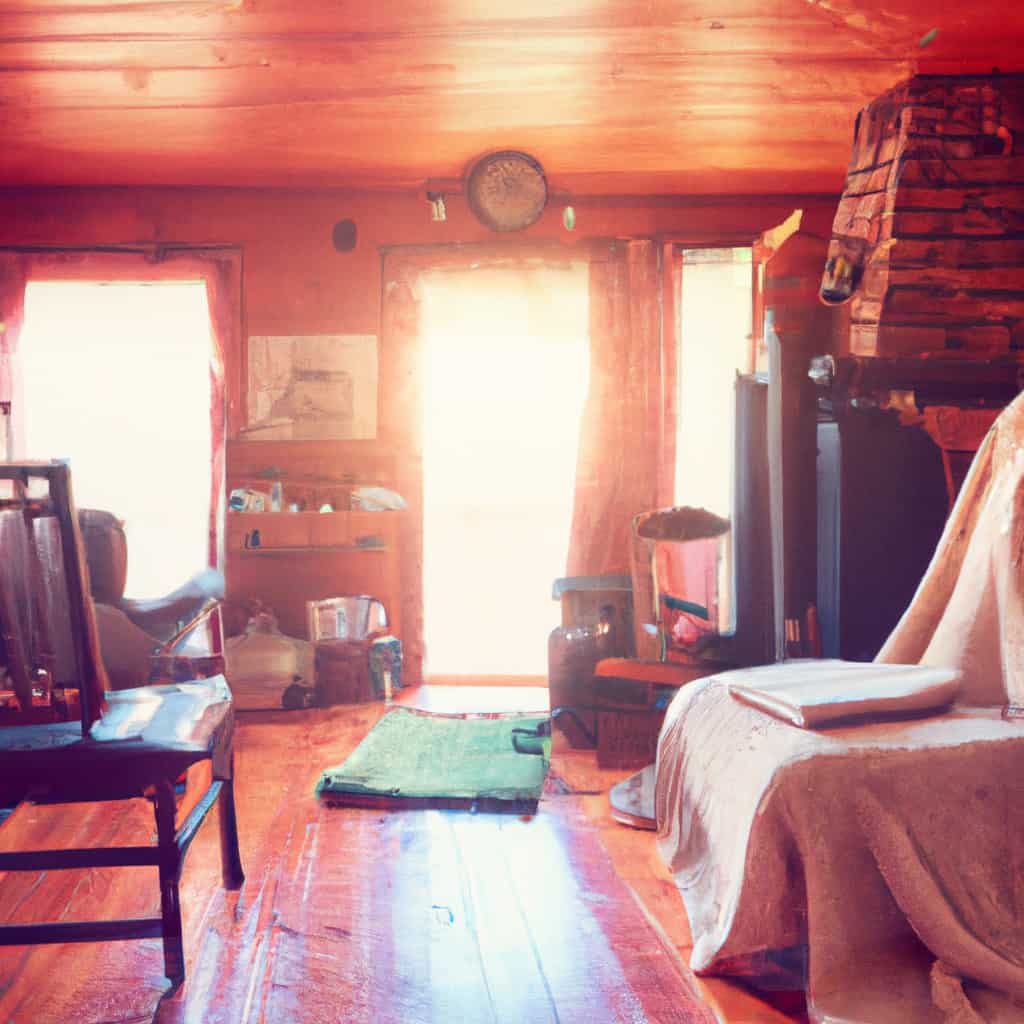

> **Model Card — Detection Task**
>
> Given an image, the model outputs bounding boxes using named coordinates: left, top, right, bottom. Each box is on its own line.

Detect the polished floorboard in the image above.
left=0, top=691, right=797, bottom=1024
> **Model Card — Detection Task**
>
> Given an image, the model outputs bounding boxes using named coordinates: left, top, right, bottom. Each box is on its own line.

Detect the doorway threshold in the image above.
left=398, top=684, right=549, bottom=717
left=425, top=674, right=548, bottom=688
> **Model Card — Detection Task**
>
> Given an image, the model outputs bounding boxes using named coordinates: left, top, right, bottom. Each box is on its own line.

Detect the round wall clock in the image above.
left=465, top=151, right=548, bottom=232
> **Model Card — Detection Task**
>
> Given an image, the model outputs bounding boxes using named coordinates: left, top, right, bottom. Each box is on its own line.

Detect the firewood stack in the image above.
left=823, top=74, right=1024, bottom=360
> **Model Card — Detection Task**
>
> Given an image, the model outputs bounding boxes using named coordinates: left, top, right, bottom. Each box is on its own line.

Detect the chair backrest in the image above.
left=877, top=391, right=1024, bottom=709
left=0, top=462, right=109, bottom=732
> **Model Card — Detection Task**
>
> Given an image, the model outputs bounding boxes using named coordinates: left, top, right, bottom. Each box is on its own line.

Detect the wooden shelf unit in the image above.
left=235, top=545, right=390, bottom=554
left=225, top=511, right=402, bottom=642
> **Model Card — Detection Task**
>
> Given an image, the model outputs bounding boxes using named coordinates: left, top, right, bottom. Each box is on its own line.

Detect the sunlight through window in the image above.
left=674, top=248, right=753, bottom=516
left=19, top=281, right=214, bottom=598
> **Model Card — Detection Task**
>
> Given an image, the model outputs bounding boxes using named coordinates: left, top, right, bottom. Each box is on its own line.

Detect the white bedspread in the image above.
left=656, top=675, right=1024, bottom=1022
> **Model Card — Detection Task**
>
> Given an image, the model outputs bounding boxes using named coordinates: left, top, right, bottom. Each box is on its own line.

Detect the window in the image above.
left=19, top=281, right=215, bottom=597
left=674, top=247, right=754, bottom=516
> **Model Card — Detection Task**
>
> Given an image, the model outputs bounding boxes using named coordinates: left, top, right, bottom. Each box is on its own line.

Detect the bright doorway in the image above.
left=18, top=280, right=215, bottom=598
left=420, top=263, right=590, bottom=678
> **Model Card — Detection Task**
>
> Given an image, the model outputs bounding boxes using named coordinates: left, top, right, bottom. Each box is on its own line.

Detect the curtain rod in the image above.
left=0, top=244, right=240, bottom=257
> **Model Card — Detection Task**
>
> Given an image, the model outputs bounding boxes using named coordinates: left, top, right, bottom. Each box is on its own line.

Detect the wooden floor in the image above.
left=0, top=691, right=798, bottom=1024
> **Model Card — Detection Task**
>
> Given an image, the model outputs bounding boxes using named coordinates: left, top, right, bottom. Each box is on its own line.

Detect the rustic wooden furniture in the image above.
left=226, top=509, right=402, bottom=642
left=0, top=461, right=243, bottom=990
left=591, top=658, right=724, bottom=769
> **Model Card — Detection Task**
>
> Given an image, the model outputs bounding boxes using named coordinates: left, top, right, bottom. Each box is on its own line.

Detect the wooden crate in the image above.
left=595, top=708, right=665, bottom=770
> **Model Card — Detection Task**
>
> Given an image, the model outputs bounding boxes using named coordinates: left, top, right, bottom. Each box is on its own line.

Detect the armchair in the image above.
left=0, top=462, right=243, bottom=991
left=77, top=508, right=225, bottom=692
left=655, top=393, right=1024, bottom=1022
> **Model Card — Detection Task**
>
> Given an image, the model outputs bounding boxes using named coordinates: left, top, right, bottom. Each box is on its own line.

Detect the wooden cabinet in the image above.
left=225, top=511, right=402, bottom=642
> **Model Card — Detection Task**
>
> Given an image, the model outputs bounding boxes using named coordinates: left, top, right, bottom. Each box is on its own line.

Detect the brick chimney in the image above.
left=820, top=74, right=1024, bottom=360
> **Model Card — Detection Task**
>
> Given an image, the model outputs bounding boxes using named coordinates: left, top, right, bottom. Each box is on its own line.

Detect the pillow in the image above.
left=725, top=659, right=961, bottom=729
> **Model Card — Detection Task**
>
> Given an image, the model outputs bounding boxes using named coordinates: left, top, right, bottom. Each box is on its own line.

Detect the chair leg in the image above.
left=153, top=779, right=186, bottom=989
left=218, top=761, right=245, bottom=891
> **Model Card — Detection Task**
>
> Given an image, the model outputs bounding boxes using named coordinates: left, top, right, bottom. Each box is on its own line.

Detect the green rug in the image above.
left=316, top=707, right=550, bottom=811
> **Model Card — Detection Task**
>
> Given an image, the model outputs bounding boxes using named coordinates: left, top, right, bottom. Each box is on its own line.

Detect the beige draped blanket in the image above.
left=656, top=677, right=1024, bottom=1021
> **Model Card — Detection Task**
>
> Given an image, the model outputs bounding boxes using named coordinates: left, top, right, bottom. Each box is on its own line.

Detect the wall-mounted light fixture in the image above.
left=426, top=192, right=447, bottom=222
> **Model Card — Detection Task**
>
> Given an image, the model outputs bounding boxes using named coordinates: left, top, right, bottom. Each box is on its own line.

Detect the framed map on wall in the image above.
left=245, top=334, right=378, bottom=440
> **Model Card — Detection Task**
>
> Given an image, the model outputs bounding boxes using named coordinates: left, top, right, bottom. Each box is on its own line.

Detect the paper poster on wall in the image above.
left=245, top=334, right=378, bottom=440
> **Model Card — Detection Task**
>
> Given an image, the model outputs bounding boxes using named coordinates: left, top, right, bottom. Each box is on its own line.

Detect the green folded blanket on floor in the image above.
left=316, top=707, right=550, bottom=804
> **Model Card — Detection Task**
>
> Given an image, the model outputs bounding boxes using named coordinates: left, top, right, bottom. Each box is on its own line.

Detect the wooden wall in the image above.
left=0, top=186, right=837, bottom=681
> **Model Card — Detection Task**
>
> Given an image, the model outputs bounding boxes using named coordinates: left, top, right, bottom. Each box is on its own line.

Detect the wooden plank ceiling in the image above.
left=3, top=0, right=1024, bottom=195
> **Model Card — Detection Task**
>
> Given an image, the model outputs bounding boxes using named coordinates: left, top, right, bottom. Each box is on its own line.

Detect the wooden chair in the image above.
left=0, top=461, right=243, bottom=990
